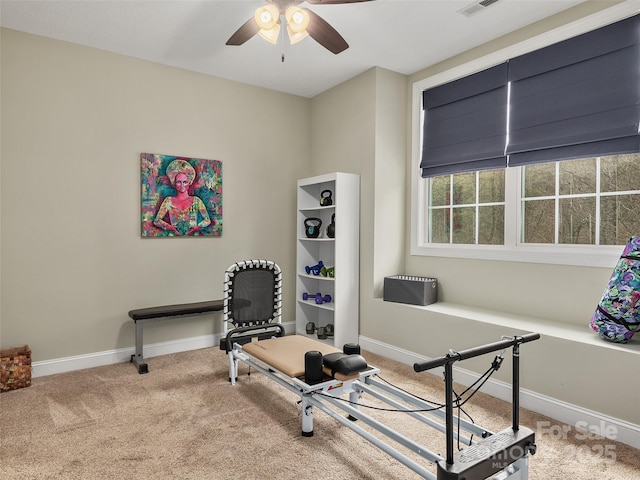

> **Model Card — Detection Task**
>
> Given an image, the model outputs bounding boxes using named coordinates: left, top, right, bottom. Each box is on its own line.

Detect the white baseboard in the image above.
left=31, top=321, right=297, bottom=378
left=32, top=334, right=219, bottom=378
left=359, top=335, right=640, bottom=451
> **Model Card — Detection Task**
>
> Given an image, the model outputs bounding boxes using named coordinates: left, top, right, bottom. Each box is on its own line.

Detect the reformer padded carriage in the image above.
left=223, top=260, right=539, bottom=480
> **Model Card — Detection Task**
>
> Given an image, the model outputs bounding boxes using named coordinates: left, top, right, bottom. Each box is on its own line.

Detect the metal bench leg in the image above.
left=130, top=320, right=149, bottom=374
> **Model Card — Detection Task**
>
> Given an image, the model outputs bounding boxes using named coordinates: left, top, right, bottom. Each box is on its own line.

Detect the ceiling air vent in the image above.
left=458, top=0, right=500, bottom=17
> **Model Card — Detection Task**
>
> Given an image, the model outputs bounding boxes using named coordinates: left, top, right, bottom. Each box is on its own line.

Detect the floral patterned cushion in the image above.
left=590, top=236, right=640, bottom=343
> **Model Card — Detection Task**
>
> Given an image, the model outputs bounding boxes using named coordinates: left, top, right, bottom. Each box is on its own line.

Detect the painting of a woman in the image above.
left=141, top=154, right=222, bottom=237
left=154, top=160, right=211, bottom=236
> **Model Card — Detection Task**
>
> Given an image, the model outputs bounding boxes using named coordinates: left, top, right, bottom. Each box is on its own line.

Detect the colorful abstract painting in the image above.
left=141, top=153, right=222, bottom=237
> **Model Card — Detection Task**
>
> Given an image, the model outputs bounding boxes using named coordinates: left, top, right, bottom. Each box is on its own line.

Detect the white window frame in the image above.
left=411, top=2, right=640, bottom=268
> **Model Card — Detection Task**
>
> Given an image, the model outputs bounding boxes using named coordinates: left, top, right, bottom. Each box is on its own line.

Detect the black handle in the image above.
left=413, top=333, right=540, bottom=372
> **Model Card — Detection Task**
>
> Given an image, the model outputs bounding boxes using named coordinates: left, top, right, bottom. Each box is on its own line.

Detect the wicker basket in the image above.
left=0, top=345, right=32, bottom=392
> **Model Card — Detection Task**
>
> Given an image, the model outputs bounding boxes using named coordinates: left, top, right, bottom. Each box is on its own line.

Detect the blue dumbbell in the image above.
left=315, top=294, right=332, bottom=304
left=302, top=292, right=332, bottom=303
left=305, top=261, right=324, bottom=276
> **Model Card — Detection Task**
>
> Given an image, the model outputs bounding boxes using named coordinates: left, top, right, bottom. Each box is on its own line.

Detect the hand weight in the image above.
left=316, top=326, right=327, bottom=340
left=320, top=266, right=334, bottom=278
left=305, top=261, right=324, bottom=275
left=315, top=294, right=332, bottom=304
left=305, top=322, right=316, bottom=334
left=327, top=213, right=335, bottom=238
left=304, top=217, right=322, bottom=238
left=302, top=292, right=331, bottom=304
left=320, top=189, right=333, bottom=206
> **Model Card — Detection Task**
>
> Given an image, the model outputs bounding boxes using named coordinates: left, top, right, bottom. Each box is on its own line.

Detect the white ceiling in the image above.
left=1, top=0, right=588, bottom=98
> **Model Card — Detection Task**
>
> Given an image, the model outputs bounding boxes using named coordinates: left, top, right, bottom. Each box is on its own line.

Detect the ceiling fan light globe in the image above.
left=287, top=26, right=309, bottom=45
left=285, top=6, right=309, bottom=33
left=255, top=4, right=280, bottom=30
left=258, top=24, right=281, bottom=44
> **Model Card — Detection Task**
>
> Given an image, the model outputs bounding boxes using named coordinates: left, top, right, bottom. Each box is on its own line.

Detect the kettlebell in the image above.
left=327, top=213, right=335, bottom=239
left=306, top=322, right=316, bottom=334
left=320, top=190, right=333, bottom=206
left=304, top=217, right=322, bottom=238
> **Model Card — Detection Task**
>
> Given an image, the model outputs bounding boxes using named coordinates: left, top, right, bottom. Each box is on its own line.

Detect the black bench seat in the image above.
left=129, top=299, right=224, bottom=373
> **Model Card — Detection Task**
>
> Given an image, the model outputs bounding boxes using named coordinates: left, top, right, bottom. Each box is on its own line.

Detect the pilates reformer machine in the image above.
left=228, top=332, right=540, bottom=480
left=221, top=261, right=541, bottom=480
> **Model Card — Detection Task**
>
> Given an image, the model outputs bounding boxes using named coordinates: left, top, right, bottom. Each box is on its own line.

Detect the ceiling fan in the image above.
left=226, top=0, right=376, bottom=55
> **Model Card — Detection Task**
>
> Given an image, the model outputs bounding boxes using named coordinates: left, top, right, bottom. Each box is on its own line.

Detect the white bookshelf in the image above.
left=295, top=172, right=360, bottom=348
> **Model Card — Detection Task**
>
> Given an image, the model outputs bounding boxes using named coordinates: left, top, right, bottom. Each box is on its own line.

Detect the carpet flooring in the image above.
left=1, top=345, right=638, bottom=479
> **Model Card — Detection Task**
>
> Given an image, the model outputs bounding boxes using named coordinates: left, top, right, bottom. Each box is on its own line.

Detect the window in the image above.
left=522, top=154, right=640, bottom=245
left=423, top=154, right=640, bottom=251
left=412, top=8, right=640, bottom=267
left=428, top=170, right=505, bottom=245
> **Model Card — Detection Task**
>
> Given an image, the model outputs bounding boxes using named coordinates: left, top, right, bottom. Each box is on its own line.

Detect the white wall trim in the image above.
left=32, top=334, right=219, bottom=377
left=359, top=335, right=640, bottom=450
left=32, top=321, right=296, bottom=377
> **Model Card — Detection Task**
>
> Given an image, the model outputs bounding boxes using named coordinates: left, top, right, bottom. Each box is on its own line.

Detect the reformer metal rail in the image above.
left=231, top=332, right=540, bottom=480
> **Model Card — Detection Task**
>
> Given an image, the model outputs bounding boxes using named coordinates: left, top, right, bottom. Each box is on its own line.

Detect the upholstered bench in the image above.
left=128, top=300, right=224, bottom=373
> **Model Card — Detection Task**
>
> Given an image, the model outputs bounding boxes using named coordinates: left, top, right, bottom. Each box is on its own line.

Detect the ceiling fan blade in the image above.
left=306, top=0, right=375, bottom=4
left=304, top=8, right=349, bottom=54
left=226, top=17, right=260, bottom=46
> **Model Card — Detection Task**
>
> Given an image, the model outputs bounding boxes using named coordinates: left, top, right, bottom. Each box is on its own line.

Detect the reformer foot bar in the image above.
left=229, top=332, right=540, bottom=480
left=414, top=333, right=541, bottom=480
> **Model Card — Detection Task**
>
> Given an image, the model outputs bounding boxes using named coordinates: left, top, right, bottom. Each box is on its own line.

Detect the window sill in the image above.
left=380, top=299, right=640, bottom=355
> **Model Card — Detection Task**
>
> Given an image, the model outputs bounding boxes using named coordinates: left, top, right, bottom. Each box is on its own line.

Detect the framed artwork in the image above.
left=141, top=153, right=222, bottom=237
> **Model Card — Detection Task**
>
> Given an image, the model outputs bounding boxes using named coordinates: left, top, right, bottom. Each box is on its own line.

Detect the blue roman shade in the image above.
left=420, top=14, right=640, bottom=176
left=506, top=14, right=640, bottom=166
left=420, top=63, right=508, bottom=177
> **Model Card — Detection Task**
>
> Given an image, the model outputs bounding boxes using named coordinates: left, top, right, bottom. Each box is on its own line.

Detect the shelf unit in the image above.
left=296, top=172, right=360, bottom=348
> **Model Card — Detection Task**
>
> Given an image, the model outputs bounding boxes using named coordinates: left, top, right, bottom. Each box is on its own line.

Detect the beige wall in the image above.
left=310, top=67, right=407, bottom=340
left=1, top=0, right=638, bottom=430
left=0, top=29, right=310, bottom=359
left=307, top=3, right=639, bottom=427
